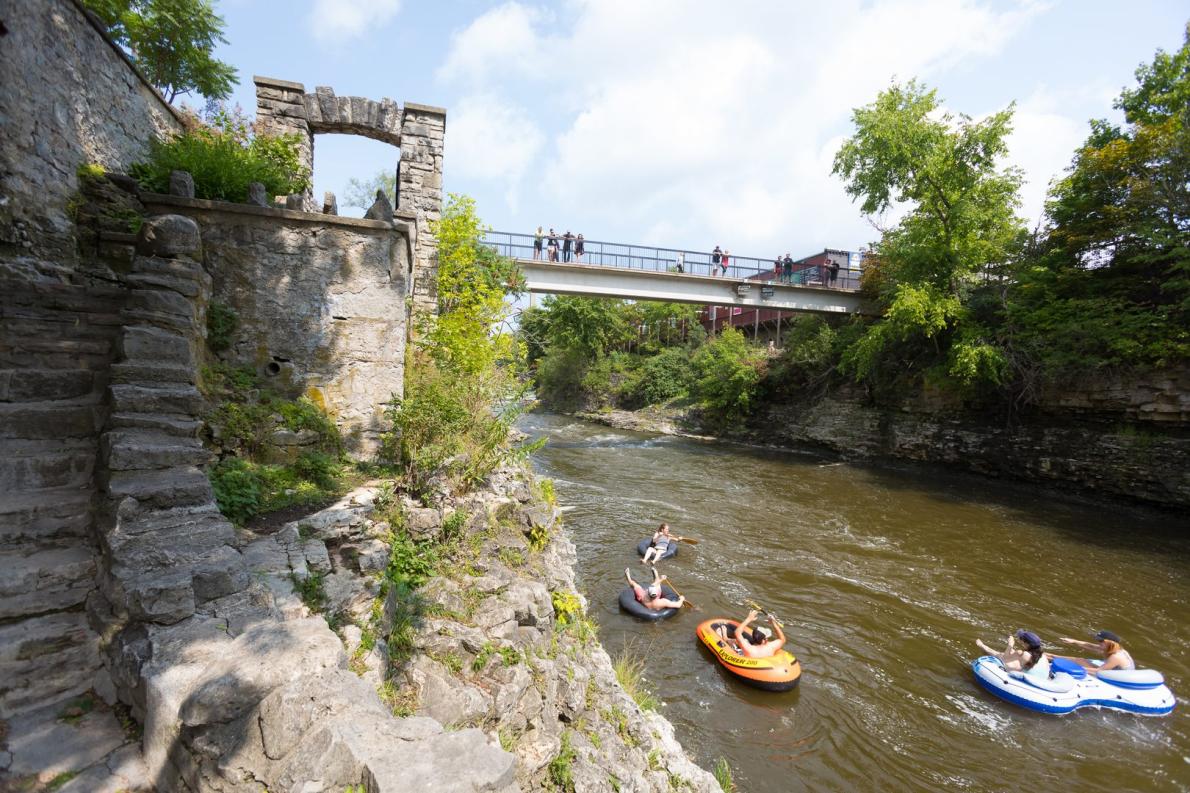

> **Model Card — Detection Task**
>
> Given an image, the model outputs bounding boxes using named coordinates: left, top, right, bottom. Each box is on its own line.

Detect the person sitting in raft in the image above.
left=976, top=629, right=1045, bottom=673
left=624, top=567, right=684, bottom=611
left=1053, top=630, right=1135, bottom=674
left=641, top=523, right=674, bottom=565
left=717, top=609, right=786, bottom=658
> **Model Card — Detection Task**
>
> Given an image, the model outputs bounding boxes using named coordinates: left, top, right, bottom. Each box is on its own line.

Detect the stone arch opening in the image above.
left=253, top=75, right=445, bottom=317
left=312, top=135, right=400, bottom=218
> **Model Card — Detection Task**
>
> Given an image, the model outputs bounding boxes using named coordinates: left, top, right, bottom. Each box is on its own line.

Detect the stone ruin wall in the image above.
left=0, top=0, right=185, bottom=272
left=252, top=76, right=446, bottom=324
left=141, top=194, right=411, bottom=457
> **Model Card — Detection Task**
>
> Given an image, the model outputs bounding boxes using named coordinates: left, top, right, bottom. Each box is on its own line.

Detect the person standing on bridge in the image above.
left=675, top=251, right=685, bottom=273
left=829, top=258, right=840, bottom=286
left=575, top=234, right=585, bottom=262
left=563, top=230, right=574, bottom=262
left=547, top=229, right=559, bottom=262
left=773, top=256, right=782, bottom=281
left=533, top=226, right=544, bottom=260
left=711, top=245, right=722, bottom=276
left=721, top=249, right=730, bottom=276
left=783, top=253, right=793, bottom=284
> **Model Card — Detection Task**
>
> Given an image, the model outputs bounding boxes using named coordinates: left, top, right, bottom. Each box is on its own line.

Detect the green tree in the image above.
left=344, top=169, right=398, bottom=210
left=832, top=80, right=1025, bottom=388
left=690, top=328, right=765, bottom=426
left=539, top=296, right=632, bottom=359
left=1006, top=25, right=1190, bottom=374
left=383, top=195, right=533, bottom=493
left=83, top=0, right=237, bottom=102
left=422, top=194, right=524, bottom=377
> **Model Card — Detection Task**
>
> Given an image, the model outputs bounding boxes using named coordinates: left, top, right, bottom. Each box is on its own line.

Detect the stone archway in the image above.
left=252, top=76, right=445, bottom=318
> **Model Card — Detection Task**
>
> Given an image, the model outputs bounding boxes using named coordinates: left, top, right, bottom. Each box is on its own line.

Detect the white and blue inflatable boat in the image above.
left=972, top=655, right=1176, bottom=715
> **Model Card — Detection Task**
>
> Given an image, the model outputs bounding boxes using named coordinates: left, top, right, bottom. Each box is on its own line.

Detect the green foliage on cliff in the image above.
left=382, top=194, right=536, bottom=495
left=1003, top=24, right=1190, bottom=381
left=690, top=328, right=765, bottom=427
left=82, top=0, right=237, bottom=102
left=832, top=79, right=1022, bottom=391
left=202, top=363, right=347, bottom=526
left=132, top=105, right=309, bottom=202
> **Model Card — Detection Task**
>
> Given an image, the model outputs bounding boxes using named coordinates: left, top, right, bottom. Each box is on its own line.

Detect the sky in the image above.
left=210, top=0, right=1187, bottom=259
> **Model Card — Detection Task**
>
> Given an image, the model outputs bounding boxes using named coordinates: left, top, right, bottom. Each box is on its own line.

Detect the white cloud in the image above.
left=440, top=0, right=1053, bottom=254
left=308, top=0, right=401, bottom=44
left=445, top=94, right=545, bottom=209
left=437, top=3, right=550, bottom=85
left=1002, top=89, right=1087, bottom=229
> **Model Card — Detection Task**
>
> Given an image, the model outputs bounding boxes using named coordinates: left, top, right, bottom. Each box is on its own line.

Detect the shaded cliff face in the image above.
left=752, top=373, right=1190, bottom=510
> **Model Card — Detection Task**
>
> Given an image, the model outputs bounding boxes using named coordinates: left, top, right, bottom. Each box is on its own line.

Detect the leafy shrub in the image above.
left=206, top=302, right=238, bottom=353
left=691, top=328, right=765, bottom=427
left=535, top=347, right=591, bottom=410
left=131, top=106, right=308, bottom=202
left=621, top=347, right=693, bottom=407
left=292, top=450, right=340, bottom=490
left=210, top=457, right=262, bottom=525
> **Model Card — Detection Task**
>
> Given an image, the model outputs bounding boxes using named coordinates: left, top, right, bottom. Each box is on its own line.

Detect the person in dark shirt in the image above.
left=575, top=234, right=585, bottom=262
left=711, top=246, right=722, bottom=276
left=562, top=231, right=574, bottom=262
left=829, top=259, right=840, bottom=285
left=547, top=229, right=559, bottom=262
left=782, top=254, right=793, bottom=284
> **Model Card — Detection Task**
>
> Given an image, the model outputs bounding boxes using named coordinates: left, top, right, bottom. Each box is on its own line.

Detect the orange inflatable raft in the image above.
left=696, top=618, right=802, bottom=691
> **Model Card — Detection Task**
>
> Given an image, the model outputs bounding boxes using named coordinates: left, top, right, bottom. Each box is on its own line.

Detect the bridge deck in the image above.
left=515, top=259, right=867, bottom=314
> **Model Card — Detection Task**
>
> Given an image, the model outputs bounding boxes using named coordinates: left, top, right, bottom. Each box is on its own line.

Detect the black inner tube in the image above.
left=636, top=537, right=678, bottom=559
left=619, top=584, right=680, bottom=620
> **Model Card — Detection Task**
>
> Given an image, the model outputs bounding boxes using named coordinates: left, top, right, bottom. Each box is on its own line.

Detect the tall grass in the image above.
left=713, top=757, right=737, bottom=792
left=612, top=646, right=659, bottom=712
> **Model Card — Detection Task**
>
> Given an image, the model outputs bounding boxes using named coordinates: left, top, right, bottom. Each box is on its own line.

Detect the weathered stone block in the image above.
left=247, top=182, right=268, bottom=207
left=136, top=214, right=201, bottom=258
left=117, top=325, right=193, bottom=366
left=169, top=170, right=195, bottom=198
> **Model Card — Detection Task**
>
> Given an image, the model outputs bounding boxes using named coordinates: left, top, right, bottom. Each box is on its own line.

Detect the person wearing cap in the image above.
left=724, top=609, right=786, bottom=659
left=624, top=566, right=684, bottom=612
left=977, top=630, right=1046, bottom=672
left=1054, top=630, right=1136, bottom=673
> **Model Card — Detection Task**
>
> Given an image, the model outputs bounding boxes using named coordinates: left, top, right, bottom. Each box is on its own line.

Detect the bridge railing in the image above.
left=480, top=231, right=863, bottom=290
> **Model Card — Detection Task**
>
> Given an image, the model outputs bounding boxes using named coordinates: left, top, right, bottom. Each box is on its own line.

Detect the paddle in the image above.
left=673, top=536, right=700, bottom=545
left=746, top=599, right=784, bottom=628
left=661, top=576, right=700, bottom=611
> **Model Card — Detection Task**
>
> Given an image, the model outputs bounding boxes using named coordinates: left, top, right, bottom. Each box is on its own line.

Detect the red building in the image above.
left=701, top=249, right=862, bottom=341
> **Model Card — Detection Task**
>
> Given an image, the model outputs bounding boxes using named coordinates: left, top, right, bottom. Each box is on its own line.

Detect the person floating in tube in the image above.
left=624, top=567, right=684, bottom=612
left=641, top=523, right=674, bottom=565
left=976, top=629, right=1045, bottom=672
left=1051, top=630, right=1135, bottom=675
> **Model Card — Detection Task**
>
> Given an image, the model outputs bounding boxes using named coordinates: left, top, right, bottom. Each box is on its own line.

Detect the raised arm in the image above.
left=769, top=617, right=786, bottom=650
left=1060, top=637, right=1097, bottom=651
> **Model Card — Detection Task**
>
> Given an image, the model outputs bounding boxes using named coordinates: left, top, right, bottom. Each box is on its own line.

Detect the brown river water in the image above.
left=519, top=412, right=1190, bottom=793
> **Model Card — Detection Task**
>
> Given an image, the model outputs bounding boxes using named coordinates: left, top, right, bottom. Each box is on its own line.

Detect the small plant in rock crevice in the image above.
left=547, top=730, right=576, bottom=792
left=613, top=648, right=659, bottom=712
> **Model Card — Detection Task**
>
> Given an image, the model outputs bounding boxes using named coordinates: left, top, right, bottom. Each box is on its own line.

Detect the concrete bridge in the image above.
left=483, top=232, right=869, bottom=315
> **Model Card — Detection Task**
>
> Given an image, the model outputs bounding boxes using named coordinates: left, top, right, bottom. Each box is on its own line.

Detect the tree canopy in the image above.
left=83, top=0, right=237, bottom=103
left=832, top=80, right=1024, bottom=388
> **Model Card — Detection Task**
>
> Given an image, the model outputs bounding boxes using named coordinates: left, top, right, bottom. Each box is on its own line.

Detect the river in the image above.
left=519, top=412, right=1190, bottom=793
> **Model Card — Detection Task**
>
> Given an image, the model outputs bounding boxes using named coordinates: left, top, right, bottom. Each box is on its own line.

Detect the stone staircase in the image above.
left=0, top=279, right=124, bottom=717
